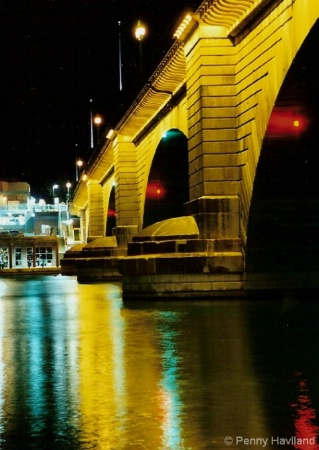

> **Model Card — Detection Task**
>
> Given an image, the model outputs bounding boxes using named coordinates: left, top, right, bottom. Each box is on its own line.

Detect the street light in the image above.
left=93, top=115, right=102, bottom=145
left=52, top=184, right=58, bottom=201
left=65, top=181, right=72, bottom=223
left=66, top=181, right=71, bottom=203
left=134, top=20, right=146, bottom=72
left=75, top=159, right=84, bottom=181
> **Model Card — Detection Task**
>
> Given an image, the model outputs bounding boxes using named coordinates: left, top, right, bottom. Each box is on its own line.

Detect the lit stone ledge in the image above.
left=119, top=252, right=243, bottom=275
left=76, top=257, right=122, bottom=283
left=121, top=273, right=244, bottom=299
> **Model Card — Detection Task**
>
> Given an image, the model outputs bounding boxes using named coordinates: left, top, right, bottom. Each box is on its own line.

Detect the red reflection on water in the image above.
left=290, top=375, right=319, bottom=449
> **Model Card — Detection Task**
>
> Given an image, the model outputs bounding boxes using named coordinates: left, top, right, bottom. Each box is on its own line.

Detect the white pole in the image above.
left=118, top=21, right=123, bottom=91
left=90, top=99, right=94, bottom=149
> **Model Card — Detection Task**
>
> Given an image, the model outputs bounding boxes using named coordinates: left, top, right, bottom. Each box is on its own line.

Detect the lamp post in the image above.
left=135, top=20, right=146, bottom=72
left=93, top=115, right=102, bottom=146
left=66, top=181, right=71, bottom=204
left=65, top=182, right=72, bottom=243
left=118, top=20, right=123, bottom=91
left=52, top=184, right=58, bottom=200
left=75, top=159, right=84, bottom=181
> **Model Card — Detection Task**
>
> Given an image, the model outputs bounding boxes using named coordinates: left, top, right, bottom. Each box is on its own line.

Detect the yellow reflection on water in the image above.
left=78, top=283, right=127, bottom=448
left=0, top=279, right=289, bottom=449
left=157, top=316, right=183, bottom=449
left=0, top=297, right=5, bottom=435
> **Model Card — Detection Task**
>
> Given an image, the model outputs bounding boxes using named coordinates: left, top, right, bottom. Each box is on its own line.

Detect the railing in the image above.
left=0, top=203, right=68, bottom=215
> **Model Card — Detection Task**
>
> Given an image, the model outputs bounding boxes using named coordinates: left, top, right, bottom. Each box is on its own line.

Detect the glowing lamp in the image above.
left=146, top=181, right=166, bottom=199
left=266, top=108, right=309, bottom=137
left=173, top=13, right=198, bottom=40
left=93, top=115, right=102, bottom=125
left=135, top=20, right=146, bottom=41
left=107, top=208, right=117, bottom=217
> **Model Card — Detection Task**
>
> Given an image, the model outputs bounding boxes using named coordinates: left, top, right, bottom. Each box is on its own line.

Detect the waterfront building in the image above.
left=0, top=180, right=80, bottom=269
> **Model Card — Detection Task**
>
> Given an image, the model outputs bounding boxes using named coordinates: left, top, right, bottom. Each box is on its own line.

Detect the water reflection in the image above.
left=157, top=313, right=183, bottom=449
left=290, top=375, right=319, bottom=450
left=0, top=277, right=319, bottom=449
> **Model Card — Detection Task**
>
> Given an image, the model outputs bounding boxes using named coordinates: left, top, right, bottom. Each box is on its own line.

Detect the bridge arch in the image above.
left=119, top=96, right=189, bottom=231
left=106, top=185, right=116, bottom=236
left=245, top=20, right=319, bottom=274
left=239, top=6, right=319, bottom=244
left=143, top=128, right=189, bottom=228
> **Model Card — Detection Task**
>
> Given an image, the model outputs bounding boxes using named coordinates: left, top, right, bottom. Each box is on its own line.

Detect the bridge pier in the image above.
left=186, top=196, right=240, bottom=241
left=120, top=215, right=245, bottom=299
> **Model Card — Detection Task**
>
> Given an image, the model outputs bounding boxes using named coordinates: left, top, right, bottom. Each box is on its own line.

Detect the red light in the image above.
left=146, top=181, right=166, bottom=199
left=266, top=108, right=309, bottom=137
left=107, top=208, right=117, bottom=217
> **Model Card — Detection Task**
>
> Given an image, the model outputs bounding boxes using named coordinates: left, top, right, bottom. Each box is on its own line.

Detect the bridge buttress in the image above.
left=86, top=180, right=106, bottom=240
left=183, top=24, right=240, bottom=251
left=79, top=209, right=87, bottom=243
left=113, top=138, right=140, bottom=251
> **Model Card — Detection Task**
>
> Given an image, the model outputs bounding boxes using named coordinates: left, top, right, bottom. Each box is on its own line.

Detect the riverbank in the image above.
left=0, top=267, right=61, bottom=277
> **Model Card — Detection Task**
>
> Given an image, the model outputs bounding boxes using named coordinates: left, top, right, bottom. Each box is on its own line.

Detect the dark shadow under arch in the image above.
left=106, top=186, right=116, bottom=236
left=143, top=129, right=189, bottom=228
left=246, top=21, right=319, bottom=273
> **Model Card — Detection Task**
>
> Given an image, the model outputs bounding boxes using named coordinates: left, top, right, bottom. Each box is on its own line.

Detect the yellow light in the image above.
left=81, top=174, right=88, bottom=182
left=173, top=14, right=192, bottom=40
left=293, top=119, right=300, bottom=127
left=93, top=115, right=102, bottom=125
left=106, top=129, right=115, bottom=140
left=135, top=20, right=146, bottom=41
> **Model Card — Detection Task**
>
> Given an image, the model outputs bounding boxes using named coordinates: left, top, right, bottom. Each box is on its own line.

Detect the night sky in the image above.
left=1, top=0, right=200, bottom=200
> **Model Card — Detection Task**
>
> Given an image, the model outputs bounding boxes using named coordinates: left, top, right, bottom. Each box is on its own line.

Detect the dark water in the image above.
left=0, top=276, right=319, bottom=449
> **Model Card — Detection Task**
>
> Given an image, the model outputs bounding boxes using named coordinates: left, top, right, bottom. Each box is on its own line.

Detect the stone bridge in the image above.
left=67, top=0, right=319, bottom=298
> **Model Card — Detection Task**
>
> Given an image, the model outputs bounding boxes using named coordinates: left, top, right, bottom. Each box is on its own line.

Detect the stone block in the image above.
left=155, top=255, right=207, bottom=274
left=158, top=241, right=177, bottom=253
left=143, top=241, right=161, bottom=254
left=206, top=253, right=243, bottom=273
left=133, top=216, right=199, bottom=242
left=185, top=239, right=215, bottom=252
left=186, top=196, right=239, bottom=215
left=138, top=257, right=157, bottom=274
left=127, top=242, right=143, bottom=256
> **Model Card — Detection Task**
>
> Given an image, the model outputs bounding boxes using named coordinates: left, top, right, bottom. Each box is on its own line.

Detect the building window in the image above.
left=27, top=247, right=33, bottom=268
left=0, top=247, right=9, bottom=268
left=74, top=228, right=80, bottom=241
left=35, top=246, right=53, bottom=267
left=14, top=247, right=22, bottom=267
left=41, top=224, right=51, bottom=235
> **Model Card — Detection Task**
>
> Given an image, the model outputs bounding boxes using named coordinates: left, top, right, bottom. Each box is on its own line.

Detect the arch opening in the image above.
left=246, top=22, right=319, bottom=274
left=106, top=186, right=116, bottom=236
left=143, top=129, right=189, bottom=229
